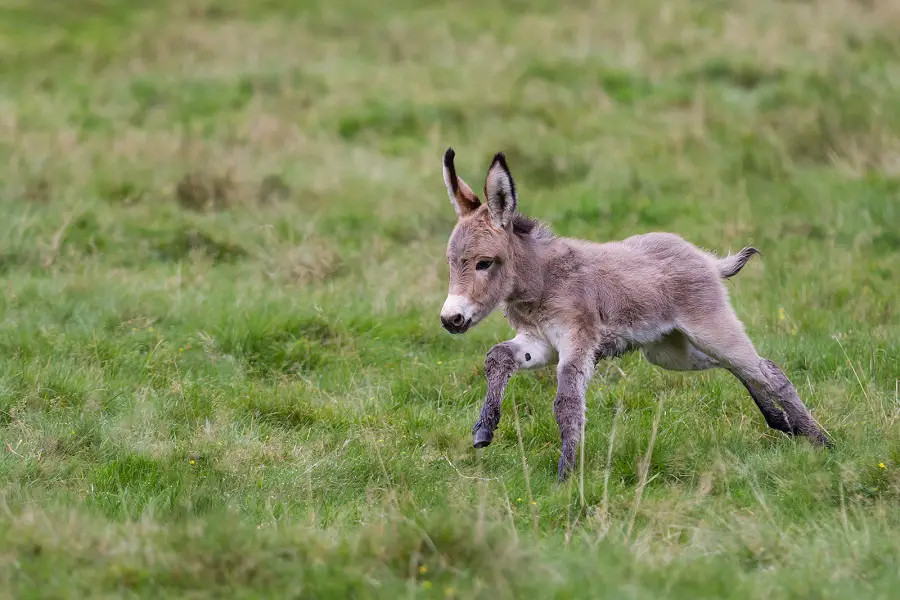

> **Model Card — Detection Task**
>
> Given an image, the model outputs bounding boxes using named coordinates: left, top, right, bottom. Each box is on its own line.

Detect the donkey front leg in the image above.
left=472, top=333, right=555, bottom=448
left=554, top=350, right=595, bottom=481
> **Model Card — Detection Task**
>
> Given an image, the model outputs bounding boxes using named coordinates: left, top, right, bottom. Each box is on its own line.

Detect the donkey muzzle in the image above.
left=440, top=294, right=475, bottom=334
left=440, top=314, right=471, bottom=334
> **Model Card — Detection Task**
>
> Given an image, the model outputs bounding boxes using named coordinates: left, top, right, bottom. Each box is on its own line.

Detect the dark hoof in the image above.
left=812, top=431, right=834, bottom=449
left=557, top=456, right=574, bottom=482
left=473, top=427, right=493, bottom=449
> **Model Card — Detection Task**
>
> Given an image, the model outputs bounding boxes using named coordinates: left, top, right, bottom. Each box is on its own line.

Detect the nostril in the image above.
left=451, top=314, right=465, bottom=327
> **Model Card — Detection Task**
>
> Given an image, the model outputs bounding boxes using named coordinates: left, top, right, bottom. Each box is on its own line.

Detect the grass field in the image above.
left=1, top=0, right=899, bottom=597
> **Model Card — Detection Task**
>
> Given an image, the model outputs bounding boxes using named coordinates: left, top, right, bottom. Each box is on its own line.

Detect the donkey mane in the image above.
left=512, top=213, right=553, bottom=240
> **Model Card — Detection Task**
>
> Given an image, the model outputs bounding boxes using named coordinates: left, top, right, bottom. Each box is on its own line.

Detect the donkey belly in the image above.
left=531, top=315, right=675, bottom=364
left=597, top=321, right=676, bottom=361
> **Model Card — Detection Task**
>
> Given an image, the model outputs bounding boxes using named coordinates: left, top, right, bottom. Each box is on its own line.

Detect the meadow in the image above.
left=1, top=0, right=899, bottom=597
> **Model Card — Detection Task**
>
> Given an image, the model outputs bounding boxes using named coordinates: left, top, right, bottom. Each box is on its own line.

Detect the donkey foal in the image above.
left=438, top=148, right=831, bottom=482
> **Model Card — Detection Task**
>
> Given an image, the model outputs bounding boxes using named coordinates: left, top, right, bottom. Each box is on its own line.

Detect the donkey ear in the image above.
left=484, top=152, right=517, bottom=228
left=443, top=148, right=481, bottom=218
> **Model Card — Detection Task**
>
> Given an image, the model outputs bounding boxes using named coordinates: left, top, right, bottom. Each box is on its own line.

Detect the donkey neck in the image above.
left=505, top=225, right=557, bottom=308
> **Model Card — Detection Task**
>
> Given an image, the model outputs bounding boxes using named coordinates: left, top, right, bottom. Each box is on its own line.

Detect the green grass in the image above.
left=1, top=0, right=899, bottom=597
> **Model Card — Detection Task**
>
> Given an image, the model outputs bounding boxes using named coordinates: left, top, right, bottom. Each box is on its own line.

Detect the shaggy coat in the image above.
left=438, top=148, right=830, bottom=481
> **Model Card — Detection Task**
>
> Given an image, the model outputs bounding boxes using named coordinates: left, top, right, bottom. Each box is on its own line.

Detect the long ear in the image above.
left=484, top=152, right=517, bottom=228
left=443, top=148, right=481, bottom=218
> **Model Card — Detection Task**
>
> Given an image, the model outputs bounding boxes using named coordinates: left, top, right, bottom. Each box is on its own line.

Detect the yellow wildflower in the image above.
left=879, top=462, right=886, bottom=469
left=419, top=565, right=428, bottom=574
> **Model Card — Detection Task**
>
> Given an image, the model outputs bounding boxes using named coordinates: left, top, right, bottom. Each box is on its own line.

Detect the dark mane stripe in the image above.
left=512, top=214, right=553, bottom=240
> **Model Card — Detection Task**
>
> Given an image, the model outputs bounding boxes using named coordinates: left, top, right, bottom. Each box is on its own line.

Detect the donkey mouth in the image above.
left=441, top=317, right=473, bottom=334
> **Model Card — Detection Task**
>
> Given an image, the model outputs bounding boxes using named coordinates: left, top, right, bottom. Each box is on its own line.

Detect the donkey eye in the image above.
left=475, top=259, right=494, bottom=271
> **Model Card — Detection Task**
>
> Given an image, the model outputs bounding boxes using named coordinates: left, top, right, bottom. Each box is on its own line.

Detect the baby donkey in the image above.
left=438, top=148, right=830, bottom=481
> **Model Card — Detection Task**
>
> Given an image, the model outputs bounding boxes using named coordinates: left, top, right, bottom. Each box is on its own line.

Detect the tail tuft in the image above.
left=718, top=246, right=760, bottom=278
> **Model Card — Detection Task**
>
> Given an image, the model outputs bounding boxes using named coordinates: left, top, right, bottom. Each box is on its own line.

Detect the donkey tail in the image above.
left=717, top=246, right=760, bottom=279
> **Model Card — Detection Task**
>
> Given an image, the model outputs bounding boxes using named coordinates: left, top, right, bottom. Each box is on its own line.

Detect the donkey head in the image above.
left=439, top=148, right=519, bottom=334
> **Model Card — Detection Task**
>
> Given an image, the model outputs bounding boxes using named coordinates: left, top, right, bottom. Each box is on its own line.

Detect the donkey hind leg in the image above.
left=681, top=312, right=830, bottom=446
left=472, top=333, right=555, bottom=449
left=643, top=330, right=718, bottom=372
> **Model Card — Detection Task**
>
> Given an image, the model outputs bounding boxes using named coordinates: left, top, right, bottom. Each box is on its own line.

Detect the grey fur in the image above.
left=439, top=149, right=831, bottom=481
